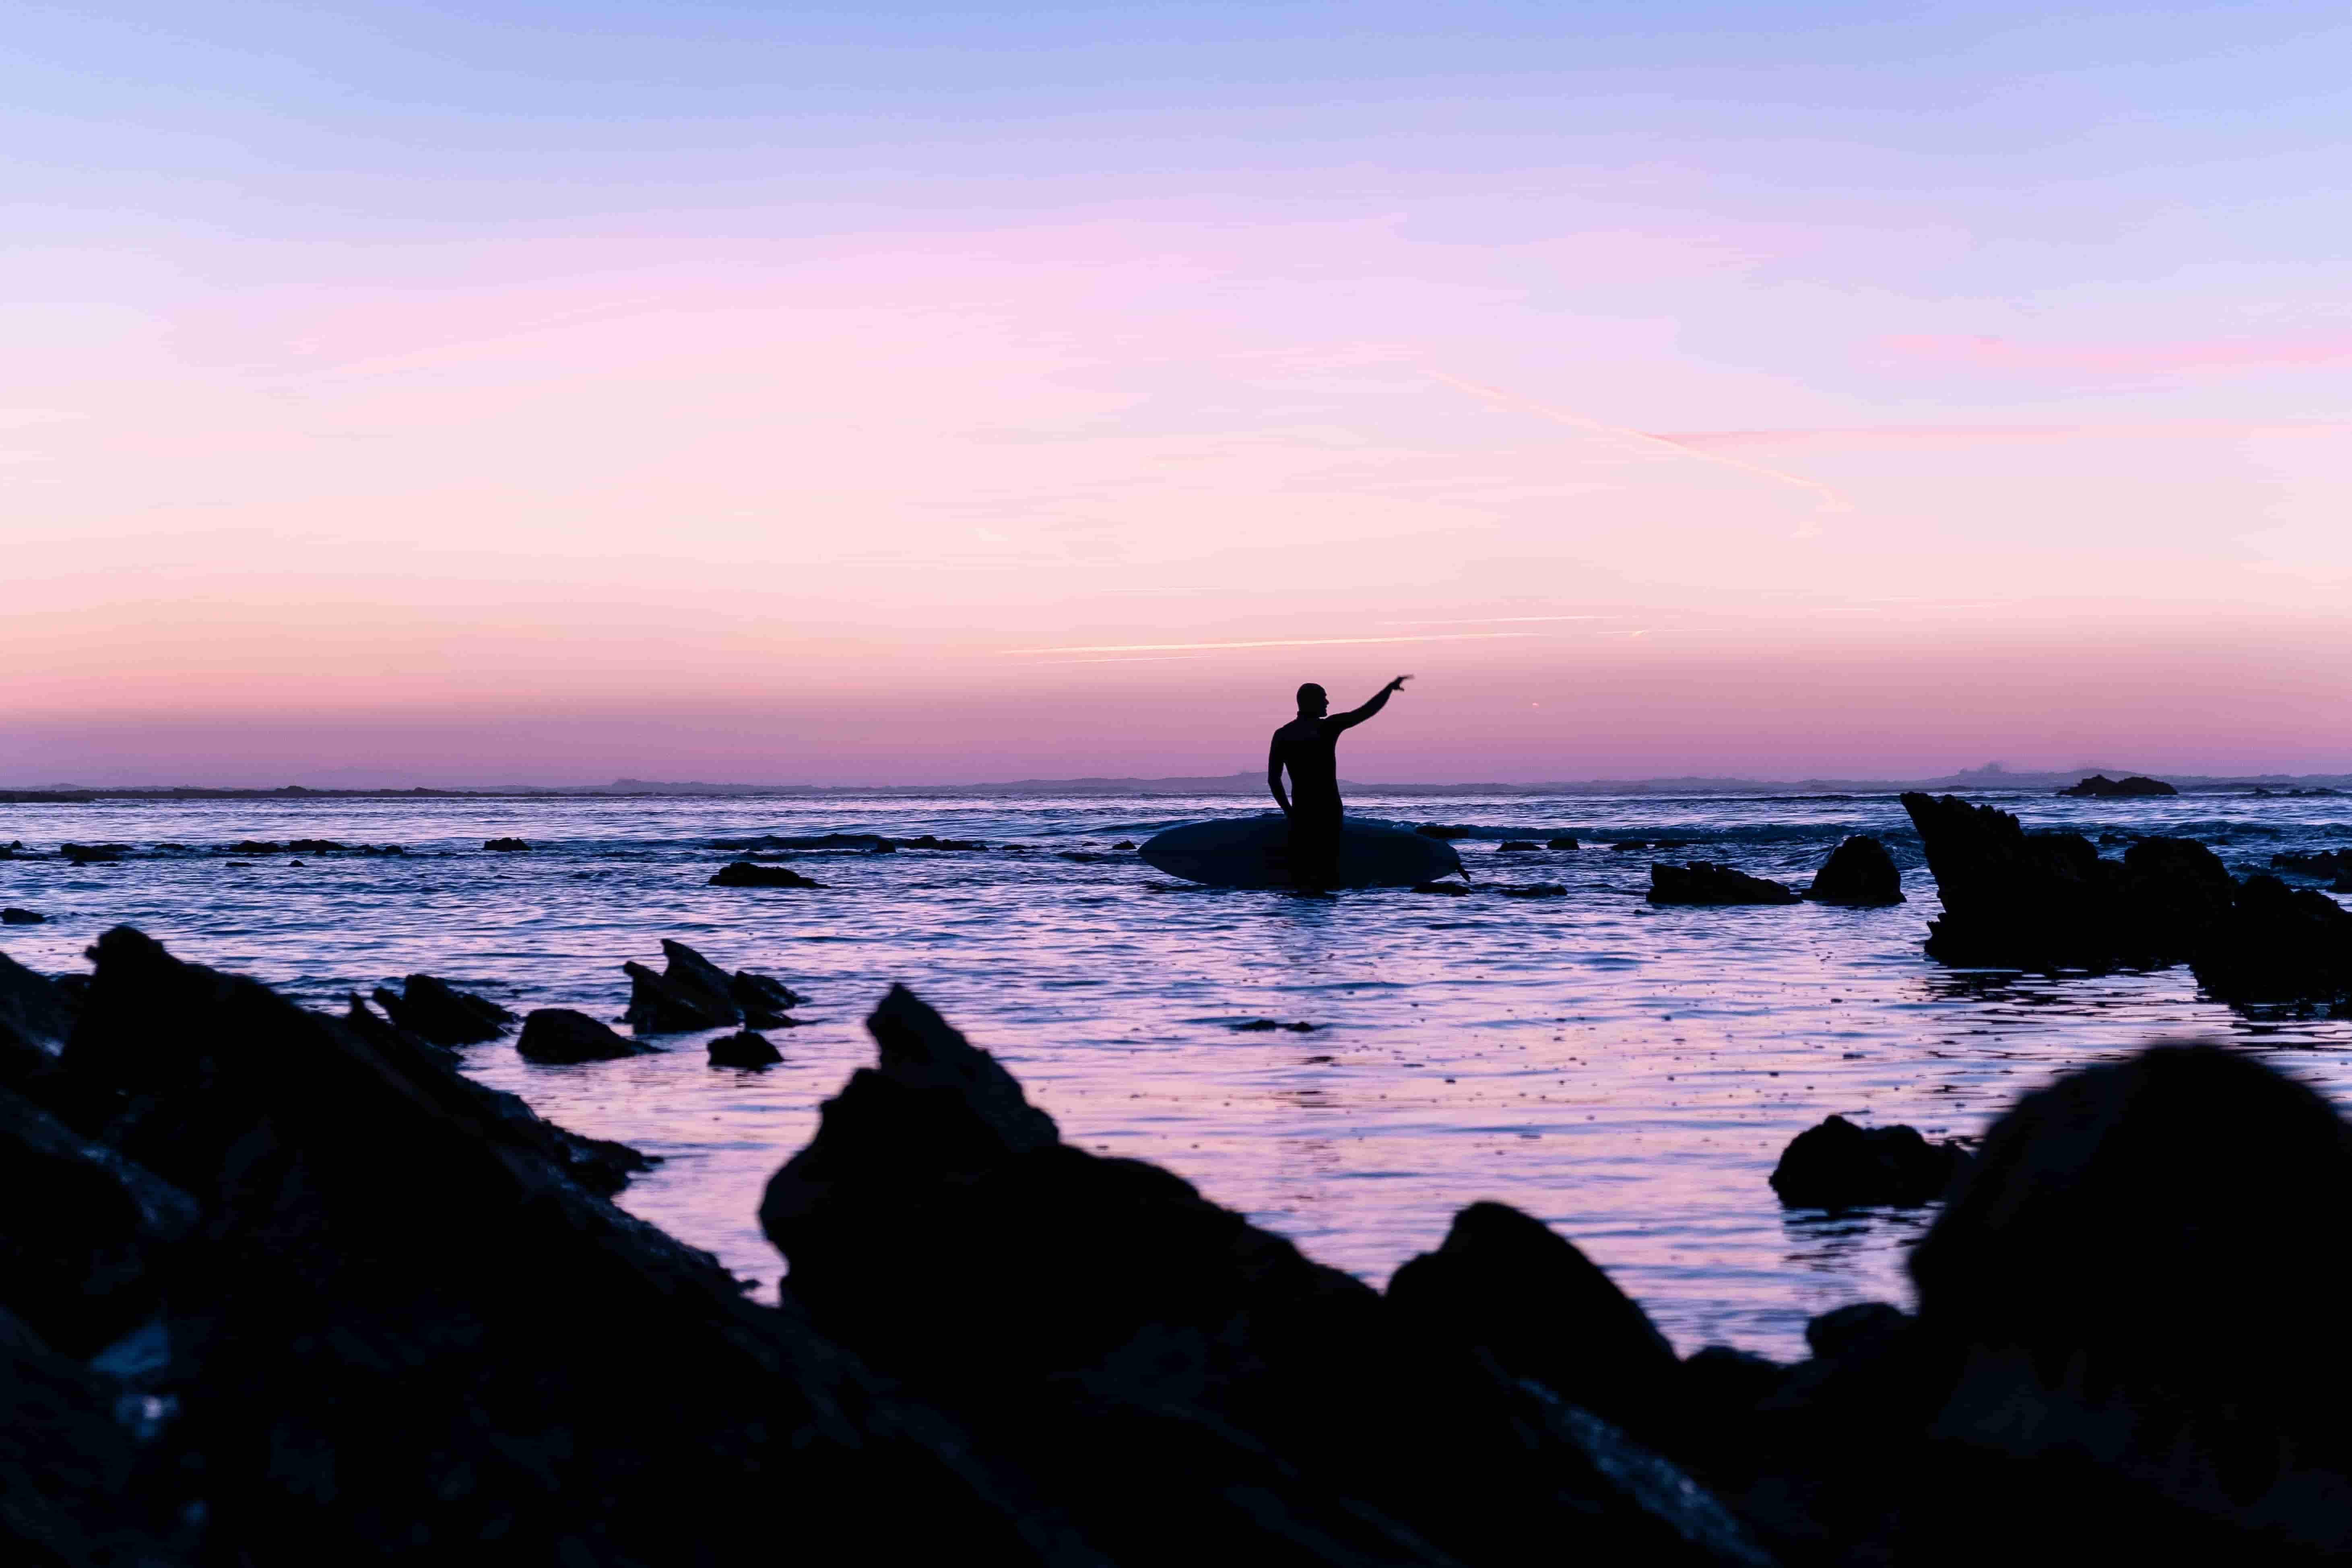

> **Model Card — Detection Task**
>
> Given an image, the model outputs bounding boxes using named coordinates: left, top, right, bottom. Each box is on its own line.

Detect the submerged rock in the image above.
left=1, top=908, right=42, bottom=924
left=1548, top=835, right=1581, bottom=850
left=1648, top=863, right=1798, bottom=906
left=709, top=860, right=822, bottom=888
left=517, top=1007, right=658, bottom=1063
left=1496, top=841, right=1541, bottom=852
left=1805, top=835, right=1904, bottom=906
left=1410, top=880, right=1469, bottom=895
left=1231, top=1019, right=1318, bottom=1033
left=1770, top=1115, right=1970, bottom=1207
left=61, top=843, right=129, bottom=864
left=1499, top=882, right=1569, bottom=898
left=370, top=972, right=516, bottom=1046
left=708, top=1030, right=783, bottom=1068
left=483, top=837, right=530, bottom=852
left=2057, top=774, right=2178, bottom=797
left=761, top=986, right=1771, bottom=1566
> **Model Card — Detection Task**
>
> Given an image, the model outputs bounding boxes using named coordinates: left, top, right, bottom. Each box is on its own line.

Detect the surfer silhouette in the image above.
left=1269, top=676, right=1410, bottom=891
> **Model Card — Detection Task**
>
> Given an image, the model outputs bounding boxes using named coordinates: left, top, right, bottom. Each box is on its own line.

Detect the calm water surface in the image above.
left=6, top=789, right=2348, bottom=1359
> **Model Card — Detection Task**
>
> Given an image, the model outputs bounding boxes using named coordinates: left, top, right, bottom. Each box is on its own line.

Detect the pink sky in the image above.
left=6, top=7, right=2349, bottom=784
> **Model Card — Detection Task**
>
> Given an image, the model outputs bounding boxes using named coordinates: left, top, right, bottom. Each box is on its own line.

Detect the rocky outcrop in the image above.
left=708, top=1030, right=782, bottom=1068
left=709, top=860, right=822, bottom=888
left=1804, top=835, right=1904, bottom=906
left=370, top=972, right=516, bottom=1045
left=1386, top=1201, right=1681, bottom=1442
left=624, top=961, right=734, bottom=1032
left=1416, top=824, right=1472, bottom=838
left=516, top=1007, right=658, bottom=1063
left=1, top=928, right=1052, bottom=1565
left=2058, top=774, right=2177, bottom=797
left=1497, top=840, right=1540, bottom=852
left=2189, top=875, right=2352, bottom=1009
left=1648, top=862, right=1798, bottom=906
left=1769, top=1115, right=1970, bottom=1207
left=761, top=986, right=1772, bottom=1567
left=483, top=837, right=529, bottom=852
left=1, top=907, right=42, bottom=924
left=1499, top=882, right=1569, bottom=897
left=1548, top=835, right=1580, bottom=850
left=625, top=940, right=804, bottom=1030
left=2272, top=849, right=2352, bottom=878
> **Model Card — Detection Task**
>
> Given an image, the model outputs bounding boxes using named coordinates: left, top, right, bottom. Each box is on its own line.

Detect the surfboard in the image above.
left=1138, top=815, right=1464, bottom=889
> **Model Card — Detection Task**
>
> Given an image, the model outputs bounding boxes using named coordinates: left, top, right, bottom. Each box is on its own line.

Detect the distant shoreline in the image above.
left=6, top=767, right=2348, bottom=803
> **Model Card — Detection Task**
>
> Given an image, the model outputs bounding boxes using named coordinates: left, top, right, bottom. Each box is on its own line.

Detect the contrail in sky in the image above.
left=1001, top=631, right=1541, bottom=656
left=1427, top=370, right=1853, bottom=515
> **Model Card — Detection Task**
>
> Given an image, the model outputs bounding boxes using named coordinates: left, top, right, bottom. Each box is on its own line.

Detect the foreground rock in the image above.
left=3, top=930, right=1048, bottom=1564
left=1770, top=1114, right=1969, bottom=1207
left=2058, top=773, right=2177, bottom=797
left=762, top=987, right=1771, bottom=1566
left=1649, top=862, right=1798, bottom=906
left=709, top=860, right=822, bottom=888
left=516, top=1006, right=658, bottom=1063
left=1804, top=835, right=1904, bottom=906
left=370, top=972, right=516, bottom=1045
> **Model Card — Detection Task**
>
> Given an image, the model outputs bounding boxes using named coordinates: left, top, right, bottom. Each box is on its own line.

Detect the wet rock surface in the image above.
left=516, top=1006, right=658, bottom=1063
left=1769, top=1114, right=1970, bottom=1207
left=708, top=1030, right=783, bottom=1067
left=2, top=907, right=43, bottom=924
left=1650, top=862, right=1799, bottom=906
left=1804, top=835, right=1904, bottom=906
left=482, top=837, right=530, bottom=852
left=370, top=972, right=516, bottom=1045
left=708, top=860, right=823, bottom=888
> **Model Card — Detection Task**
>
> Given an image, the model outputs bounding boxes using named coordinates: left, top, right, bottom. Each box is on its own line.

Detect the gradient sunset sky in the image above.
left=7, top=1, right=2348, bottom=784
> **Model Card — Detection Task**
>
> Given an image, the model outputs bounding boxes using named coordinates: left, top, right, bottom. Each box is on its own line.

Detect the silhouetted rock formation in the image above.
left=0, top=929, right=1044, bottom=1564
left=1649, top=862, right=1798, bottom=906
left=761, top=986, right=1771, bottom=1566
left=1497, top=840, right=1540, bottom=852
left=1416, top=824, right=1472, bottom=838
left=61, top=843, right=128, bottom=864
left=2058, top=774, right=2177, bottom=797
left=623, top=939, right=803, bottom=1030
left=2189, top=874, right=2352, bottom=1009
left=483, top=837, right=530, bottom=851
left=1770, top=1114, right=1970, bottom=1207
left=1410, top=879, right=1469, bottom=895
left=2273, top=849, right=2352, bottom=877
left=1, top=907, right=42, bottom=924
left=1499, top=882, right=1569, bottom=897
left=516, top=1007, right=656, bottom=1063
left=623, top=961, right=733, bottom=1032
left=1387, top=1200, right=1681, bottom=1443
left=709, top=860, right=822, bottom=888
left=1548, top=835, right=1580, bottom=850
left=708, top=1030, right=783, bottom=1067
left=370, top=972, right=516, bottom=1045
left=1805, top=835, right=1904, bottom=906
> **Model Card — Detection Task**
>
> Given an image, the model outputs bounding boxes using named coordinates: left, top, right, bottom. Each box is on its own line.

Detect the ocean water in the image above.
left=5, top=788, right=2348, bottom=1360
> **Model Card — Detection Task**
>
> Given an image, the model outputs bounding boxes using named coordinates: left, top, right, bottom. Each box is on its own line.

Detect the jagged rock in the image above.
left=1387, top=1201, right=1681, bottom=1440
left=623, top=961, right=734, bottom=1033
left=2058, top=774, right=2178, bottom=797
left=517, top=1007, right=658, bottom=1063
left=1499, top=883, right=1569, bottom=897
left=1770, top=1114, right=1970, bottom=1207
left=731, top=969, right=805, bottom=1026
left=1497, top=841, right=1540, bottom=852
left=1649, top=863, right=1797, bottom=906
left=483, top=836, right=530, bottom=852
left=709, top=1031, right=782, bottom=1068
left=1548, top=836, right=1580, bottom=850
left=22, top=927, right=1051, bottom=1562
left=1, top=907, right=42, bottom=924
left=1906, top=1044, right=2352, bottom=1554
left=656, top=939, right=742, bottom=1018
left=1805, top=835, right=1904, bottom=906
left=2189, top=875, right=2352, bottom=1007
left=761, top=986, right=1771, bottom=1566
left=709, top=861, right=822, bottom=888
left=370, top=973, right=516, bottom=1046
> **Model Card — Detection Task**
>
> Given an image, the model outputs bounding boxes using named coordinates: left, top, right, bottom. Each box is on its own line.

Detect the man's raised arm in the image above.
left=1329, top=675, right=1412, bottom=732
left=1268, top=734, right=1294, bottom=816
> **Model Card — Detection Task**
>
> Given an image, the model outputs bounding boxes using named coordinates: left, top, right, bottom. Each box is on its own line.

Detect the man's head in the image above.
left=1296, top=682, right=1328, bottom=716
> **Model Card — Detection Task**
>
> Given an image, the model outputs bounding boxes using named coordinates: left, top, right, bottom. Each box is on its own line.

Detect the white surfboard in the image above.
left=1138, top=815, right=1464, bottom=889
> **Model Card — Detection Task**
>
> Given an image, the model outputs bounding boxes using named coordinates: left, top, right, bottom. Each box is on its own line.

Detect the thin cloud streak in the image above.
left=1001, top=631, right=1543, bottom=656
left=1377, top=615, right=1610, bottom=627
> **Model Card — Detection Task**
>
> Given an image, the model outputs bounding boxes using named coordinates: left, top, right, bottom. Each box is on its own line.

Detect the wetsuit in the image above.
left=1269, top=715, right=1349, bottom=890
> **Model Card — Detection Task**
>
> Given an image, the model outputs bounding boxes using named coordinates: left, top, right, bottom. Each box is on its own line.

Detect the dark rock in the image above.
left=369, top=973, right=516, bottom=1046
left=1649, top=863, right=1798, bottom=906
left=1111, top=840, right=1135, bottom=850
left=1387, top=1201, right=1680, bottom=1441
left=0, top=949, right=75, bottom=1063
left=1, top=908, right=42, bottom=924
left=285, top=838, right=344, bottom=853
left=761, top=986, right=1770, bottom=1566
left=61, top=842, right=129, bottom=863
left=2057, top=774, right=2178, bottom=797
left=1548, top=836, right=1580, bottom=850
left=1410, top=879, right=1469, bottom=895
left=30, top=927, right=1049, bottom=1562
left=1805, top=835, right=1904, bottom=906
left=656, top=939, right=744, bottom=1017
left=1906, top=1044, right=2352, bottom=1552
left=1612, top=839, right=1652, bottom=851
left=483, top=836, right=530, bottom=852
left=517, top=1007, right=658, bottom=1063
left=1417, top=824, right=1472, bottom=838
left=709, top=860, right=822, bottom=888
left=709, top=1031, right=783, bottom=1068
left=223, top=840, right=282, bottom=854
left=711, top=832, right=886, bottom=852
left=895, top=835, right=988, bottom=852
left=623, top=961, right=735, bottom=1033
left=1497, top=840, right=1541, bottom=852
left=1230, top=1019, right=1317, bottom=1033
left=1499, top=882, right=1569, bottom=897
left=2189, top=874, right=2352, bottom=1007
left=732, top=968, right=806, bottom=1018
left=2272, top=849, right=2352, bottom=877
left=1770, top=1114, right=1970, bottom=1207
left=1804, top=1300, right=1910, bottom=1363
